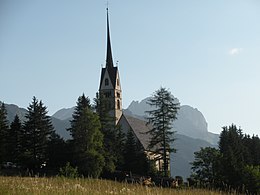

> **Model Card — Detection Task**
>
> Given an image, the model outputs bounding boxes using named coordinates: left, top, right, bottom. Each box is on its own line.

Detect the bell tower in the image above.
left=99, top=9, right=122, bottom=124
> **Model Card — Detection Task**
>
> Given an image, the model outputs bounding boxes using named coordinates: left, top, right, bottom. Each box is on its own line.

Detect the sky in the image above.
left=1, top=0, right=260, bottom=135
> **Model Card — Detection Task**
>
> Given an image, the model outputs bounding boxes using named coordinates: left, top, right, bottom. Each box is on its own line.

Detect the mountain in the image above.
left=4, top=103, right=71, bottom=140
left=127, top=98, right=219, bottom=146
left=52, top=107, right=75, bottom=121
left=4, top=103, right=27, bottom=124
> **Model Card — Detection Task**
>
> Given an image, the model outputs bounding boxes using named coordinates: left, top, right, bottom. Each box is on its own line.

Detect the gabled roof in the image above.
left=123, top=115, right=152, bottom=150
left=99, top=66, right=118, bottom=90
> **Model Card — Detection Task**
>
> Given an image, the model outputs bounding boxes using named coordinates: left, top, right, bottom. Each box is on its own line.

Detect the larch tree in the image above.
left=68, top=94, right=104, bottom=177
left=146, top=87, right=180, bottom=177
left=23, top=96, right=54, bottom=169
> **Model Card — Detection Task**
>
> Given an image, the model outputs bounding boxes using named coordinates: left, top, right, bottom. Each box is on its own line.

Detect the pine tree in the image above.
left=23, top=96, right=54, bottom=169
left=8, top=115, right=23, bottom=163
left=94, top=92, right=126, bottom=174
left=219, top=124, right=246, bottom=189
left=47, top=132, right=67, bottom=170
left=123, top=129, right=149, bottom=175
left=68, top=94, right=104, bottom=177
left=146, top=87, right=180, bottom=177
left=0, top=102, right=9, bottom=164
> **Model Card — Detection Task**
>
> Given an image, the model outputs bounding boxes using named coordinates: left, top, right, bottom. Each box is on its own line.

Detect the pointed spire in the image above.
left=106, top=8, right=114, bottom=68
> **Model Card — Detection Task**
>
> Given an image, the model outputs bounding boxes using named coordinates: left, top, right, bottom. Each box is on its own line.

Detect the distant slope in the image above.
left=171, top=134, right=216, bottom=179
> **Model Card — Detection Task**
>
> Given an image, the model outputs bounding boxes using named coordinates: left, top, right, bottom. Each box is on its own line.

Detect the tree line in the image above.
left=191, top=124, right=260, bottom=194
left=0, top=87, right=180, bottom=179
left=0, top=96, right=149, bottom=177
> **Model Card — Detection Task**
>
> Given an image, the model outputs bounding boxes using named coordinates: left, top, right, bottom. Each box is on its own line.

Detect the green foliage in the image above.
left=68, top=94, right=104, bottom=178
left=94, top=92, right=126, bottom=174
left=242, top=165, right=260, bottom=194
left=191, top=147, right=221, bottom=186
left=146, top=87, right=180, bottom=177
left=47, top=132, right=68, bottom=170
left=59, top=162, right=79, bottom=178
left=123, top=129, right=149, bottom=175
left=218, top=125, right=246, bottom=188
left=0, top=102, right=9, bottom=164
left=7, top=115, right=23, bottom=163
left=192, top=124, right=260, bottom=193
left=22, top=96, right=54, bottom=169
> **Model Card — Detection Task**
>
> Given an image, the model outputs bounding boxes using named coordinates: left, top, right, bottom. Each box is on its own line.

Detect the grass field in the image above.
left=0, top=176, right=228, bottom=195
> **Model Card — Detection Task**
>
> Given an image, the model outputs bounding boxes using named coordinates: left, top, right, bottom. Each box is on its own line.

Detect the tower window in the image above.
left=105, top=78, right=109, bottom=86
left=117, top=92, right=120, bottom=98
left=117, top=100, right=120, bottom=110
left=117, top=79, right=120, bottom=86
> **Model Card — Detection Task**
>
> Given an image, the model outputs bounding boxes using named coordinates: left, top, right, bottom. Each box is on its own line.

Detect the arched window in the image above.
left=105, top=78, right=109, bottom=86
left=117, top=100, right=120, bottom=110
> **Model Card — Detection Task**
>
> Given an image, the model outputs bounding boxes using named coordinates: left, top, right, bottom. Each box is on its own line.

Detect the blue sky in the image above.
left=1, top=0, right=260, bottom=135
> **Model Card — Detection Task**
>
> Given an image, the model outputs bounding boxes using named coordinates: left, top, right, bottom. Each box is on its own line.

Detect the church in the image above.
left=98, top=10, right=166, bottom=173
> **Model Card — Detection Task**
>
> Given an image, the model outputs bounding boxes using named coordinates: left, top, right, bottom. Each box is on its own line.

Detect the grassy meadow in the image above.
left=0, top=176, right=229, bottom=195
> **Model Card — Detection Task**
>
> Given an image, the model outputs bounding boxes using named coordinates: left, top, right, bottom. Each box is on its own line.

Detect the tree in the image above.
left=218, top=124, right=246, bottom=188
left=47, top=132, right=67, bottom=171
left=123, top=129, right=149, bottom=175
left=0, top=102, right=9, bottom=164
left=68, top=94, right=104, bottom=177
left=23, top=96, right=54, bottom=169
left=7, top=115, right=23, bottom=163
left=146, top=87, right=180, bottom=177
left=242, top=165, right=260, bottom=195
left=94, top=92, right=126, bottom=174
left=191, top=147, right=221, bottom=186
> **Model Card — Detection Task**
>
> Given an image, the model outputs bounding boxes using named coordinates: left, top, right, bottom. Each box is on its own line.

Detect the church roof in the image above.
left=99, top=66, right=118, bottom=89
left=123, top=115, right=152, bottom=150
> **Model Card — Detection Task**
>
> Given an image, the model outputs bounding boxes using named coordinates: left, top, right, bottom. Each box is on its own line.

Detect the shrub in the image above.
left=59, top=162, right=79, bottom=178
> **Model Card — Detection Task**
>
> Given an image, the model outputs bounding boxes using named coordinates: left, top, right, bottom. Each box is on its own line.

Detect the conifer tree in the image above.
left=68, top=94, right=104, bottom=177
left=94, top=92, right=125, bottom=174
left=0, top=102, right=9, bottom=163
left=47, top=131, right=67, bottom=170
left=23, top=96, right=54, bottom=169
left=218, top=124, right=246, bottom=189
left=123, top=130, right=149, bottom=175
left=8, top=115, right=23, bottom=163
left=146, top=87, right=180, bottom=177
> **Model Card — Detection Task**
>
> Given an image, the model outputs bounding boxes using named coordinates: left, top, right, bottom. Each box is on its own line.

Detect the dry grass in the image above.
left=0, top=176, right=228, bottom=195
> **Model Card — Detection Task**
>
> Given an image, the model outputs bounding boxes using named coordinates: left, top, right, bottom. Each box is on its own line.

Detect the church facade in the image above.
left=99, top=10, right=166, bottom=173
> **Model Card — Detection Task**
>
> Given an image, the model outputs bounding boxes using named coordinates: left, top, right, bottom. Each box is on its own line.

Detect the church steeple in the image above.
left=106, top=8, right=114, bottom=68
left=99, top=8, right=122, bottom=125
